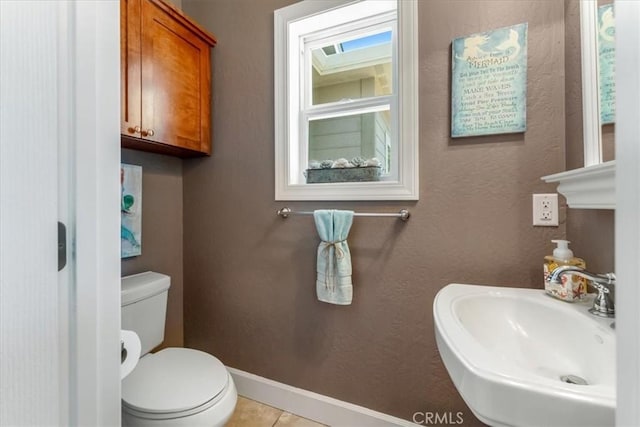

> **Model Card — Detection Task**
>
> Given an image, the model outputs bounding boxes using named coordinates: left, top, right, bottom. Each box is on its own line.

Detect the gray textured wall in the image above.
left=180, top=0, right=567, bottom=422
left=121, top=149, right=184, bottom=349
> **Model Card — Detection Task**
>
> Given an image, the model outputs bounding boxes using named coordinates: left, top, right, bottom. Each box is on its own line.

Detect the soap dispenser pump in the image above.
left=544, top=239, right=587, bottom=301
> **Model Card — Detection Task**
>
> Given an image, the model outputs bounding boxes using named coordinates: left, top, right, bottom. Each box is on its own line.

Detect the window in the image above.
left=275, top=0, right=418, bottom=201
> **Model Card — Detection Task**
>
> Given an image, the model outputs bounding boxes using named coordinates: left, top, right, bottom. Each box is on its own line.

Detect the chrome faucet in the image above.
left=547, top=266, right=616, bottom=318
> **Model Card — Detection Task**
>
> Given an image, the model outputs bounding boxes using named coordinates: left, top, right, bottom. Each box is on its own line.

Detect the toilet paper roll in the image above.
left=120, top=329, right=141, bottom=380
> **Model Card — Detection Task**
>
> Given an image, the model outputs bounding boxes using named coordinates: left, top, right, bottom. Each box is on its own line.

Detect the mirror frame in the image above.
left=274, top=0, right=419, bottom=201
left=581, top=0, right=603, bottom=166
left=542, top=0, right=615, bottom=209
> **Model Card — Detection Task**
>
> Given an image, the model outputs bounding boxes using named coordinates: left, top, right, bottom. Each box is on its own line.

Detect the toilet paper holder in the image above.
left=121, top=340, right=127, bottom=364
left=120, top=329, right=141, bottom=379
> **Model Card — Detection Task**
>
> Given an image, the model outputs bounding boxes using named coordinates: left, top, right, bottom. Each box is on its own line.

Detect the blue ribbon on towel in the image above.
left=313, top=210, right=354, bottom=305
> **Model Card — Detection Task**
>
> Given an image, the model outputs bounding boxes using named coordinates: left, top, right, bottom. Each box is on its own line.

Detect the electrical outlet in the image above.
left=533, top=193, right=559, bottom=226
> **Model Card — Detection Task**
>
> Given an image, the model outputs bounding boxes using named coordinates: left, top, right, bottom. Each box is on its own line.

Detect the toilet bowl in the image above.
left=121, top=272, right=237, bottom=426
left=122, top=348, right=238, bottom=427
left=122, top=348, right=237, bottom=427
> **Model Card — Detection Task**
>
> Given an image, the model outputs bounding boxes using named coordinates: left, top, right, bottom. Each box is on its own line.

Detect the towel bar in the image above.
left=276, top=207, right=410, bottom=222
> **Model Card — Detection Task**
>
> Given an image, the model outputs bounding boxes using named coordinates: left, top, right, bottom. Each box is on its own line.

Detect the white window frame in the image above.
left=274, top=0, right=418, bottom=201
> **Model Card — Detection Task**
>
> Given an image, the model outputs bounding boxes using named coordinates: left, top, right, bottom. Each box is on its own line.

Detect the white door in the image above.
left=1, top=2, right=68, bottom=424
left=0, top=1, right=121, bottom=425
left=615, top=1, right=640, bottom=426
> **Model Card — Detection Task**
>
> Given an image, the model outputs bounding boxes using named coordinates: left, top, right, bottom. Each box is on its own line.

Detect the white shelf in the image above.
left=541, top=160, right=615, bottom=209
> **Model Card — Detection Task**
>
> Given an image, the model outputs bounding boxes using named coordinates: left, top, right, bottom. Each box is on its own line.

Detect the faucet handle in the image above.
left=585, top=272, right=616, bottom=287
left=599, top=272, right=616, bottom=285
left=588, top=281, right=615, bottom=318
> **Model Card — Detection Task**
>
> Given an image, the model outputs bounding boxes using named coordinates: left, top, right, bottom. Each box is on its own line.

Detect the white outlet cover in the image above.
left=533, top=193, right=559, bottom=226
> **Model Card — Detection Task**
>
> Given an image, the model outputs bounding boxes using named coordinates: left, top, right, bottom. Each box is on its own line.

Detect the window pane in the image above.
left=308, top=108, right=392, bottom=174
left=311, top=30, right=393, bottom=105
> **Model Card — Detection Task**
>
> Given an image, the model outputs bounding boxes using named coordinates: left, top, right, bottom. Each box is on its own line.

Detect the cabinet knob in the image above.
left=128, top=126, right=142, bottom=134
left=141, top=129, right=154, bottom=137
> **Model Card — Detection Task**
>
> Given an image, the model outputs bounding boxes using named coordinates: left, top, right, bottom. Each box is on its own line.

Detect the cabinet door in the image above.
left=140, top=0, right=211, bottom=154
left=121, top=0, right=142, bottom=137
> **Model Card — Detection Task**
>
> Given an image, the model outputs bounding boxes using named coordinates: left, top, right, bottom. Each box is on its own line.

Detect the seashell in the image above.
left=351, top=156, right=366, bottom=167
left=331, top=158, right=352, bottom=168
left=308, top=160, right=322, bottom=169
left=365, top=157, right=381, bottom=167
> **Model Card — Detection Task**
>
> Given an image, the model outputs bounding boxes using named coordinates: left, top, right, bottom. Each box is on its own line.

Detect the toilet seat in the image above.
left=122, top=347, right=230, bottom=419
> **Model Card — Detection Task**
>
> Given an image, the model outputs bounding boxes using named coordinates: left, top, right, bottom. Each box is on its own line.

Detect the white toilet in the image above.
left=121, top=271, right=237, bottom=426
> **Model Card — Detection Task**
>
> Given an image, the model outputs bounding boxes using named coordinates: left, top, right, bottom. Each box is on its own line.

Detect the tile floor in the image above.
left=226, top=396, right=327, bottom=427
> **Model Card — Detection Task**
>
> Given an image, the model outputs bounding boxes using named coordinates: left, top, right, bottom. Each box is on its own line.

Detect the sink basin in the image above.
left=434, top=284, right=615, bottom=427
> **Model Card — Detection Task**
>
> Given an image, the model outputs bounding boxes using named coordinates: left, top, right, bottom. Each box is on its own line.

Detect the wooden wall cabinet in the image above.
left=121, top=0, right=216, bottom=157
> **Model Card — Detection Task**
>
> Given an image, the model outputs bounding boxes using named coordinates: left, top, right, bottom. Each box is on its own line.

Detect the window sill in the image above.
left=541, top=160, right=615, bottom=210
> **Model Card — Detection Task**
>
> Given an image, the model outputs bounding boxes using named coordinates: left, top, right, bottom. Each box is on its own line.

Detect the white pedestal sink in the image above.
left=433, top=284, right=615, bottom=427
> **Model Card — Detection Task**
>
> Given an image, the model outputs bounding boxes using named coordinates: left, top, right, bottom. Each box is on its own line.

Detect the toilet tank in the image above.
left=121, top=272, right=170, bottom=356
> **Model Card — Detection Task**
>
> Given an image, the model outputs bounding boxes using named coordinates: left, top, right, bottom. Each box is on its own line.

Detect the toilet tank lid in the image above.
left=121, top=272, right=170, bottom=306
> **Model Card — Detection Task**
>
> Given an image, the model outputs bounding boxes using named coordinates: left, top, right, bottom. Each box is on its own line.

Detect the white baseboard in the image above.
left=227, top=367, right=419, bottom=427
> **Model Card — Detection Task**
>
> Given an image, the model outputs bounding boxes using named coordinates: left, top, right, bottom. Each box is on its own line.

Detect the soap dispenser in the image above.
left=544, top=240, right=587, bottom=302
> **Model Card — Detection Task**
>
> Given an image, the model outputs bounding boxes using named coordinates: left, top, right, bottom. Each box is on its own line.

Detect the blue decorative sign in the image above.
left=598, top=4, right=615, bottom=124
left=451, top=23, right=528, bottom=137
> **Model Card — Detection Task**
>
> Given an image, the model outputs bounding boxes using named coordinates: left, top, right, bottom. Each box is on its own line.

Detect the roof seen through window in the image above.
left=322, top=30, right=392, bottom=56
